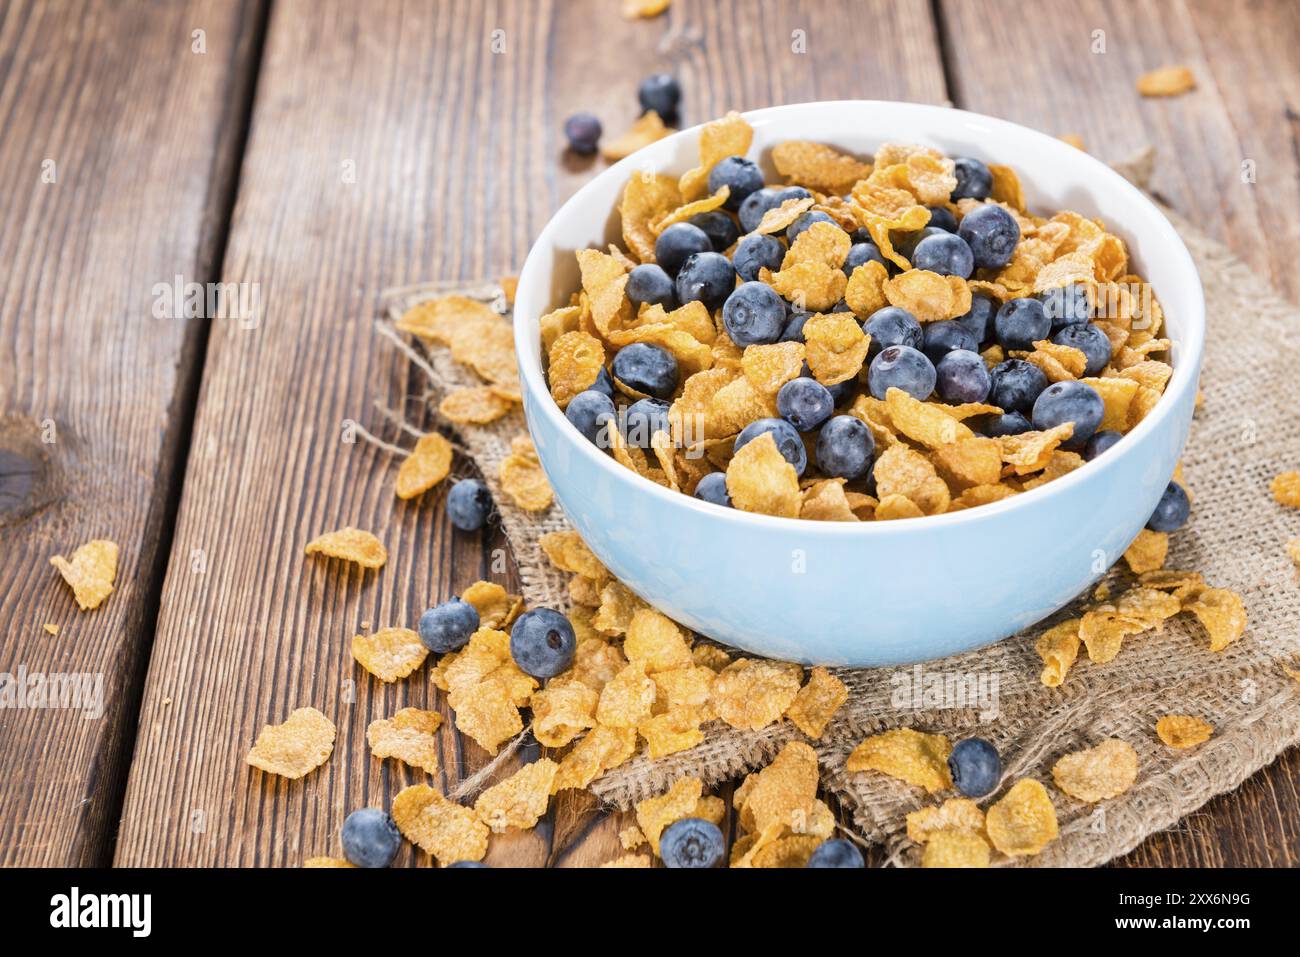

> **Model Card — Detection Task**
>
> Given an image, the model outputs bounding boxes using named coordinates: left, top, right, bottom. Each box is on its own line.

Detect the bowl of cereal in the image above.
left=514, top=101, right=1203, bottom=666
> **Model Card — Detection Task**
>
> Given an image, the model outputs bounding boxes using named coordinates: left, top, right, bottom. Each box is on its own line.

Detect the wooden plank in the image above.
left=114, top=0, right=948, bottom=866
left=938, top=0, right=1300, bottom=867
left=0, top=0, right=264, bottom=866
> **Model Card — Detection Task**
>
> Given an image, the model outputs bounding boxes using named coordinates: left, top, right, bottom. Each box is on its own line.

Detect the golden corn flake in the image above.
left=499, top=435, right=553, bottom=511
left=800, top=478, right=859, bottom=522
left=474, top=758, right=559, bottom=832
left=739, top=741, right=821, bottom=832
left=639, top=706, right=705, bottom=758
left=462, top=580, right=524, bottom=630
left=1124, top=528, right=1168, bottom=574
left=985, top=779, right=1059, bottom=856
left=548, top=330, right=606, bottom=408
left=872, top=443, right=951, bottom=515
left=987, top=164, right=1025, bottom=211
left=844, top=259, right=889, bottom=319
left=397, top=295, right=498, bottom=344
left=450, top=678, right=523, bottom=754
left=394, top=433, right=454, bottom=500
left=742, top=341, right=806, bottom=394
left=711, top=658, right=803, bottom=730
left=622, top=0, right=669, bottom=19
left=246, top=706, right=336, bottom=779
left=785, top=221, right=851, bottom=270
left=726, top=432, right=801, bottom=518
left=752, top=196, right=814, bottom=235
left=620, top=172, right=681, bottom=262
left=883, top=269, right=971, bottom=322
left=679, top=111, right=753, bottom=201
left=539, top=530, right=606, bottom=581
left=593, top=579, right=646, bottom=636
left=1051, top=738, right=1138, bottom=802
left=921, top=830, right=990, bottom=868
left=367, top=707, right=442, bottom=774
left=770, top=139, right=872, bottom=194
left=1271, top=471, right=1300, bottom=507
left=650, top=187, right=730, bottom=236
left=875, top=493, right=925, bottom=520
left=602, top=110, right=673, bottom=161
left=997, top=423, right=1073, bottom=475
left=624, top=608, right=693, bottom=672
left=1287, top=538, right=1300, bottom=565
left=1137, top=65, right=1196, bottom=97
left=305, top=527, right=388, bottom=569
left=49, top=540, right=118, bottom=611
left=886, top=388, right=974, bottom=450
left=1036, top=618, right=1082, bottom=688
left=596, top=660, right=657, bottom=728
left=785, top=667, right=848, bottom=739
left=803, top=313, right=870, bottom=385
left=846, top=728, right=952, bottom=793
left=601, top=853, right=652, bottom=867
left=552, top=724, right=639, bottom=791
left=636, top=776, right=704, bottom=854
left=440, top=386, right=514, bottom=424
left=906, top=797, right=985, bottom=844
left=529, top=676, right=598, bottom=748
left=1184, top=587, right=1247, bottom=652
left=619, top=824, right=647, bottom=850
left=767, top=261, right=847, bottom=312
left=751, top=834, right=823, bottom=869
left=1138, top=568, right=1205, bottom=600
left=352, top=627, right=428, bottom=682
left=577, top=248, right=633, bottom=340
left=948, top=483, right=1017, bottom=511
left=392, top=784, right=489, bottom=865
left=1155, top=714, right=1214, bottom=749
left=652, top=665, right=716, bottom=713
left=303, top=857, right=355, bottom=868
left=932, top=436, right=1003, bottom=489
left=692, top=643, right=731, bottom=672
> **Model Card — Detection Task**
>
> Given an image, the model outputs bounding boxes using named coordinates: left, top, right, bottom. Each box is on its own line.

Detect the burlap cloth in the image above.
left=370, top=155, right=1300, bottom=866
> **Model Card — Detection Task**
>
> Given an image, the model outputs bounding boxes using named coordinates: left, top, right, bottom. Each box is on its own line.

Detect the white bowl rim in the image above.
left=514, top=99, right=1206, bottom=535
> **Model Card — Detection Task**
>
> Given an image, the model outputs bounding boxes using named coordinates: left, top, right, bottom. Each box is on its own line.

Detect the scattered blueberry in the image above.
left=1146, top=481, right=1191, bottom=532
left=868, top=344, right=936, bottom=400
left=738, top=187, right=782, bottom=233
left=735, top=417, right=807, bottom=475
left=1083, top=429, right=1123, bottom=460
left=951, top=157, right=993, bottom=201
left=626, top=263, right=676, bottom=308
left=948, top=738, right=1001, bottom=798
left=780, top=310, right=811, bottom=343
left=418, top=598, right=480, bottom=653
left=659, top=818, right=725, bottom=868
left=925, top=205, right=959, bottom=233
left=958, top=203, right=1020, bottom=269
left=694, top=471, right=731, bottom=507
left=562, top=112, right=601, bottom=155
left=936, top=349, right=992, bottom=404
left=922, top=319, right=978, bottom=364
left=509, top=608, right=577, bottom=679
left=690, top=210, right=739, bottom=252
left=786, top=210, right=837, bottom=244
left=674, top=251, right=736, bottom=311
left=981, top=410, right=1032, bottom=437
left=816, top=415, right=874, bottom=480
left=733, top=233, right=785, bottom=282
left=612, top=342, right=678, bottom=399
left=988, top=359, right=1049, bottom=415
left=994, top=296, right=1050, bottom=351
left=863, top=306, right=923, bottom=360
left=723, top=281, right=788, bottom=345
left=777, top=377, right=835, bottom=432
left=844, top=241, right=887, bottom=277
left=954, top=292, right=997, bottom=344
left=446, top=478, right=492, bottom=531
left=341, top=808, right=401, bottom=868
left=1039, top=284, right=1093, bottom=329
left=1031, top=380, right=1104, bottom=444
left=806, top=838, right=865, bottom=868
left=912, top=232, right=975, bottom=279
left=1052, top=322, right=1112, bottom=377
left=623, top=397, right=671, bottom=448
left=637, top=73, right=681, bottom=123
left=708, top=155, right=765, bottom=211
left=654, top=222, right=712, bottom=275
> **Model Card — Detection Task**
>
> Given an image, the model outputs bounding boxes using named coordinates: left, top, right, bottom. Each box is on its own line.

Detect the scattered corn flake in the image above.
left=624, top=608, right=693, bottom=672
left=726, top=432, right=801, bottom=518
left=530, top=676, right=598, bottom=748
left=367, top=707, right=442, bottom=774
left=751, top=834, right=823, bottom=868
left=462, top=580, right=524, bottom=630
left=577, top=247, right=633, bottom=340
left=785, top=667, right=848, bottom=739
left=875, top=493, right=925, bottom=520
left=1184, top=587, right=1247, bottom=652
left=391, top=784, right=489, bottom=865
left=474, top=758, right=559, bottom=832
left=653, top=666, right=715, bottom=714
left=741, top=341, right=806, bottom=394
left=803, top=313, right=870, bottom=385
left=306, top=527, right=388, bottom=569
left=602, top=110, right=673, bottom=161
left=552, top=725, right=639, bottom=791
left=1137, top=65, right=1196, bottom=97
left=1051, top=738, right=1138, bottom=802
left=984, top=779, right=1059, bottom=856
left=1271, top=471, right=1300, bottom=507
left=622, top=0, right=670, bottom=20
left=692, top=643, right=732, bottom=672
left=397, top=295, right=498, bottom=344
left=949, top=483, right=1017, bottom=511
left=621, top=172, right=681, bottom=262
left=711, top=658, right=803, bottom=730
left=1154, top=714, right=1214, bottom=750
left=987, top=164, right=1025, bottom=211
left=1036, top=618, right=1082, bottom=688
left=601, top=853, right=652, bottom=868
left=593, top=579, right=646, bottom=636
left=639, top=706, right=706, bottom=758
left=883, top=269, right=971, bottom=322
left=619, top=824, right=647, bottom=850
left=636, top=776, right=704, bottom=854
left=49, top=540, right=118, bottom=610
left=499, top=275, right=518, bottom=305
left=906, top=797, right=986, bottom=844
left=1137, top=568, right=1205, bottom=600
left=767, top=261, right=847, bottom=312
left=499, top=435, right=553, bottom=511
left=439, top=385, right=513, bottom=424
left=43, top=623, right=59, bottom=636
left=596, top=660, right=658, bottom=728
left=540, top=530, right=607, bottom=580
left=693, top=795, right=727, bottom=827
left=921, top=830, right=990, bottom=868
left=303, top=857, right=355, bottom=868
left=394, top=432, right=454, bottom=499
left=450, top=678, right=523, bottom=754
left=679, top=111, right=753, bottom=201
left=246, top=706, right=336, bottom=779
left=352, top=627, right=428, bottom=682
left=1124, top=528, right=1168, bottom=574
left=846, top=728, right=952, bottom=793
left=771, top=139, right=873, bottom=194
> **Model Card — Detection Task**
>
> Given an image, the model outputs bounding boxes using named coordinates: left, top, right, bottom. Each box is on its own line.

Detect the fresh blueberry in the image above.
left=654, top=222, right=712, bottom=275
left=623, top=397, right=670, bottom=447
left=733, top=233, right=785, bottom=282
left=951, top=157, right=993, bottom=201
left=912, top=232, right=975, bottom=279
left=869, top=344, right=936, bottom=400
left=708, top=156, right=764, bottom=211
left=689, top=210, right=739, bottom=252
left=780, top=310, right=811, bottom=343
left=988, top=359, right=1049, bottom=415
left=637, top=73, right=681, bottom=123
left=735, top=417, right=806, bottom=475
left=589, top=365, right=615, bottom=399
left=922, top=319, right=978, bottom=364
left=925, top=205, right=959, bottom=233
left=1083, top=429, right=1123, bottom=460
left=509, top=608, right=577, bottom=679
left=723, top=281, right=787, bottom=345
left=981, top=411, right=1032, bottom=437
left=1039, top=284, right=1093, bottom=329
left=830, top=300, right=853, bottom=313
left=659, top=818, right=725, bottom=868
left=674, top=251, right=736, bottom=311
left=626, top=263, right=676, bottom=308
left=418, top=598, right=480, bottom=653
left=1146, top=481, right=1191, bottom=532
left=341, top=808, right=401, bottom=868
left=863, top=306, right=923, bottom=360
left=958, top=203, right=1020, bottom=269
left=694, top=471, right=731, bottom=507
left=994, top=296, right=1050, bottom=351
left=1031, top=380, right=1104, bottom=444
left=1052, top=322, right=1112, bottom=377
left=948, top=737, right=1001, bottom=798
left=447, top=861, right=488, bottom=868
left=844, top=241, right=887, bottom=276
left=816, top=415, right=874, bottom=480
left=612, top=342, right=678, bottom=399
left=786, top=210, right=837, bottom=244
left=954, top=292, right=997, bottom=344
left=936, top=349, right=991, bottom=404
left=893, top=226, right=946, bottom=261
left=738, top=187, right=782, bottom=233
left=774, top=185, right=813, bottom=204
left=825, top=377, right=856, bottom=407
left=806, top=838, right=865, bottom=868
left=446, top=478, right=492, bottom=531
left=563, top=112, right=601, bottom=155
left=777, top=377, right=835, bottom=432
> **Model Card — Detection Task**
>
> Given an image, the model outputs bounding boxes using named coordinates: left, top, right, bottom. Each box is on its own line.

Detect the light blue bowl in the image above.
left=514, top=101, right=1204, bottom=666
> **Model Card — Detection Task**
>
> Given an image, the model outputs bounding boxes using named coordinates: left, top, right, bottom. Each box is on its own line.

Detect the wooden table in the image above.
left=1, top=0, right=1296, bottom=868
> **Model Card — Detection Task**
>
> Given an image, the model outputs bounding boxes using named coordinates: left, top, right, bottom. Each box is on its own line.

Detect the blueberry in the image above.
left=1052, top=322, right=1112, bottom=377
left=674, top=251, right=736, bottom=311
left=612, top=342, right=678, bottom=399
left=623, top=397, right=670, bottom=447
left=735, top=417, right=806, bottom=475
left=1039, top=284, right=1093, bottom=329
left=777, top=377, right=834, bottom=432
left=844, top=241, right=887, bottom=277
left=806, top=838, right=865, bottom=869
left=925, top=205, right=959, bottom=233
left=738, top=187, right=782, bottom=233
left=637, top=73, right=681, bottom=123
left=988, top=359, right=1049, bottom=415
left=893, top=225, right=946, bottom=261
left=948, top=738, right=1001, bottom=798
left=564, top=390, right=615, bottom=447
left=694, top=471, right=731, bottom=507
left=825, top=377, right=857, bottom=407
left=780, top=311, right=810, bottom=343
left=958, top=203, right=1020, bottom=269
left=733, top=233, right=784, bottom=282
left=418, top=598, right=480, bottom=653
left=868, top=344, right=936, bottom=401
left=786, top=210, right=837, bottom=244
left=994, top=296, right=1050, bottom=351
left=654, top=222, right=712, bottom=275
left=922, top=319, right=978, bottom=365
left=936, top=349, right=991, bottom=404
left=509, top=608, right=577, bottom=679
left=626, top=263, right=676, bottom=308
left=1083, top=429, right=1123, bottom=460
left=589, top=365, right=615, bottom=399
left=447, top=861, right=488, bottom=868
left=774, top=185, right=813, bottom=204
left=707, top=156, right=764, bottom=211
left=659, top=818, right=725, bottom=868
left=912, top=232, right=975, bottom=279
left=951, top=157, right=993, bottom=201
left=446, top=478, right=492, bottom=531
left=954, top=292, right=997, bottom=344
left=863, top=306, right=923, bottom=360
left=1031, top=380, right=1104, bottom=444
left=341, top=808, right=401, bottom=868
left=816, top=415, right=874, bottom=480
left=981, top=411, right=1032, bottom=437
left=562, top=112, right=601, bottom=155
left=830, top=300, right=853, bottom=313
left=1146, top=481, right=1191, bottom=532
left=723, top=281, right=787, bottom=345
left=689, top=210, right=739, bottom=252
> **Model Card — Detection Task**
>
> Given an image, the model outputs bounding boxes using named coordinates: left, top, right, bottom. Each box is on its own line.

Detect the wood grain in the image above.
left=0, top=0, right=264, bottom=866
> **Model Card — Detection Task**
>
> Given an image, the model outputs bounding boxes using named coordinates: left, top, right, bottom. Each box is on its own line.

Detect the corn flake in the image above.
left=499, top=435, right=553, bottom=511
left=906, top=798, right=986, bottom=844
left=596, top=660, right=657, bottom=728
left=1036, top=618, right=1082, bottom=687
left=883, top=269, right=971, bottom=322
left=1051, top=738, right=1138, bottom=802
left=846, top=728, right=952, bottom=793
left=1124, top=528, right=1168, bottom=574
left=552, top=725, right=638, bottom=791
left=352, top=627, right=428, bottom=682
left=367, top=707, right=442, bottom=774
left=1271, top=471, right=1300, bottom=507
left=772, top=139, right=873, bottom=194
left=726, top=432, right=801, bottom=518
left=305, top=526, right=387, bottom=569
left=624, top=608, right=693, bottom=673
left=803, top=313, right=870, bottom=385
left=530, top=676, right=599, bottom=748
left=711, top=658, right=803, bottom=730
left=474, top=758, right=559, bottom=832
left=639, top=706, right=706, bottom=758
left=1184, top=587, right=1247, bottom=651
left=49, top=540, right=118, bottom=610
left=620, top=172, right=681, bottom=262
left=391, top=784, right=489, bottom=865
left=741, top=341, right=806, bottom=394
left=636, top=776, right=704, bottom=854
left=440, top=386, right=514, bottom=424
left=785, top=667, right=848, bottom=739
left=1137, top=65, right=1196, bottom=97
left=602, top=110, right=673, bottom=161
left=921, top=830, right=990, bottom=868
left=462, top=580, right=524, bottom=630
left=985, top=779, right=1058, bottom=856
left=246, top=706, right=336, bottom=779
left=679, top=112, right=753, bottom=201
left=1155, top=714, right=1213, bottom=749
